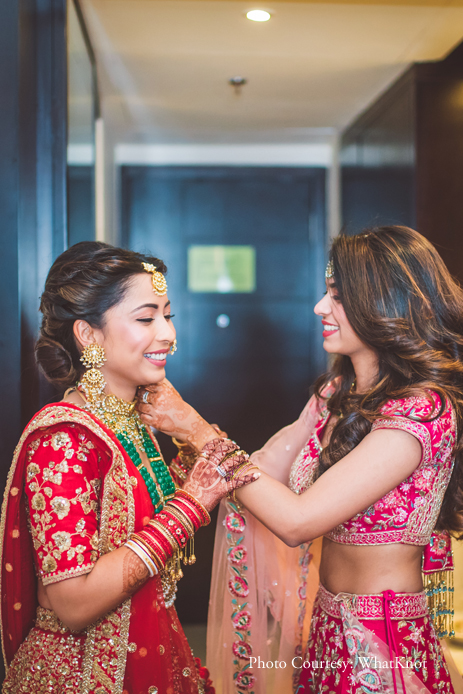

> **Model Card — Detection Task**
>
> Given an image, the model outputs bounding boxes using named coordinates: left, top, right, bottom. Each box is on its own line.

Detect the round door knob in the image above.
left=216, top=314, right=230, bottom=328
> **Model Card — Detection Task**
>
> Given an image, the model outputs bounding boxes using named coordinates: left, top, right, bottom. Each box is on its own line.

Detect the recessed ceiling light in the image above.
left=246, top=10, right=271, bottom=22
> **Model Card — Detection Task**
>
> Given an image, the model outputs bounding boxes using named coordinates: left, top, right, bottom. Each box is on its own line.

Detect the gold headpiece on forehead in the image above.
left=142, top=262, right=168, bottom=296
left=325, top=260, right=334, bottom=279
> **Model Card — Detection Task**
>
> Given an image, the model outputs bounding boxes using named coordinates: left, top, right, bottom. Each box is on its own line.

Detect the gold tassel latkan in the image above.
left=182, top=537, right=196, bottom=566
left=422, top=570, right=455, bottom=638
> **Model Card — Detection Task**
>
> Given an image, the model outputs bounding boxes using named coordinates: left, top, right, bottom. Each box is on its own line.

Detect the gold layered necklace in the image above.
left=84, top=393, right=145, bottom=451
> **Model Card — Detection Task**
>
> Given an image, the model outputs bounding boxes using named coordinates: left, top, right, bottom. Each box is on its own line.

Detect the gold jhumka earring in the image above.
left=142, top=262, right=168, bottom=296
left=79, top=343, right=107, bottom=406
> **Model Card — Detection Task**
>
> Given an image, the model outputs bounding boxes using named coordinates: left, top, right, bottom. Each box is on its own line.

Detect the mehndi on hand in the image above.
left=137, top=380, right=217, bottom=452
left=183, top=438, right=260, bottom=512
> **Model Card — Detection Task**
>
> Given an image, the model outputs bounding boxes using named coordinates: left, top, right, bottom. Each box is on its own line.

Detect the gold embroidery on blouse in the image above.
left=25, top=440, right=100, bottom=578
left=0, top=406, right=135, bottom=690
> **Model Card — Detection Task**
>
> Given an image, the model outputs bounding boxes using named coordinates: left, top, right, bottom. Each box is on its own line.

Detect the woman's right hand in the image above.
left=137, top=379, right=217, bottom=452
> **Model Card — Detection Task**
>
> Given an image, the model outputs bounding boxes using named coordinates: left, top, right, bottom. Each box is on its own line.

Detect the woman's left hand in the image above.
left=183, top=439, right=260, bottom=512
left=137, top=379, right=217, bottom=452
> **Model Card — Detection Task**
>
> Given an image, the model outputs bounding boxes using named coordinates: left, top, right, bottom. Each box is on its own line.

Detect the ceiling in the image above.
left=82, top=0, right=463, bottom=146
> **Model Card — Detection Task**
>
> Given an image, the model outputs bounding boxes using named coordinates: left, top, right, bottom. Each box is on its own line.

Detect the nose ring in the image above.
left=170, top=339, right=178, bottom=355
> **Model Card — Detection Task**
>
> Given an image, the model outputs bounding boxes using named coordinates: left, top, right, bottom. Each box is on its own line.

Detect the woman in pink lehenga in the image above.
left=138, top=226, right=463, bottom=694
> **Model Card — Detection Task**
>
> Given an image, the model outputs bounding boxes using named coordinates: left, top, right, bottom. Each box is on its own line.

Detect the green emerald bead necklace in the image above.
left=116, top=428, right=176, bottom=513
left=79, top=389, right=176, bottom=514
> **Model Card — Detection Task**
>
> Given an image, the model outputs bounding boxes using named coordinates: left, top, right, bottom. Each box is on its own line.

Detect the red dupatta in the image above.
left=0, top=403, right=200, bottom=694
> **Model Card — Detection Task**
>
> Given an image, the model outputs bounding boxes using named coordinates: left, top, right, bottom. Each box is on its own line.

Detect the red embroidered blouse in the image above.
left=23, top=423, right=108, bottom=585
left=289, top=391, right=456, bottom=546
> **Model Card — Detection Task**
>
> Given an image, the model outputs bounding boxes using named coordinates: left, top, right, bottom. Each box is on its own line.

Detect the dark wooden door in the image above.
left=121, top=165, right=326, bottom=622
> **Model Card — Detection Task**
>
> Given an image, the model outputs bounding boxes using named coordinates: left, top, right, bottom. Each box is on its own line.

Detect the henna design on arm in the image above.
left=122, top=550, right=149, bottom=595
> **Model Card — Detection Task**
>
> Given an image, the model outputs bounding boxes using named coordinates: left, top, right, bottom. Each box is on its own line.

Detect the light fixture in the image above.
left=229, top=76, right=247, bottom=96
left=246, top=10, right=271, bottom=22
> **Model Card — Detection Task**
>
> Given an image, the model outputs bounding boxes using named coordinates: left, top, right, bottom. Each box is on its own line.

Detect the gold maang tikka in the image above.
left=142, top=262, right=168, bottom=296
left=325, top=260, right=334, bottom=279
left=79, top=343, right=107, bottom=405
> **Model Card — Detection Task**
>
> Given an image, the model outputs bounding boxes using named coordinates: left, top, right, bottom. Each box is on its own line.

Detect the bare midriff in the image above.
left=319, top=536, right=424, bottom=595
left=317, top=411, right=424, bottom=597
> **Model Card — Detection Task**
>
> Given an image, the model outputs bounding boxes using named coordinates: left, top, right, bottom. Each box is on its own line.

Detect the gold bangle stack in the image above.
left=172, top=437, right=198, bottom=471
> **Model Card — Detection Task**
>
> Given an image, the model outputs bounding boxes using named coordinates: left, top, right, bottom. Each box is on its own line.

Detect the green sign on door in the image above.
left=188, top=245, right=256, bottom=293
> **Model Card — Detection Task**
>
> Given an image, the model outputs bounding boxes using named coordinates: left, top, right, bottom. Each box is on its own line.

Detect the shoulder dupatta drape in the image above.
left=206, top=392, right=327, bottom=694
left=0, top=403, right=199, bottom=694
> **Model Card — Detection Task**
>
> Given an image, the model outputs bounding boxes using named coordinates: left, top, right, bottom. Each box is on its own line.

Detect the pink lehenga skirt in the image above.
left=297, top=584, right=455, bottom=694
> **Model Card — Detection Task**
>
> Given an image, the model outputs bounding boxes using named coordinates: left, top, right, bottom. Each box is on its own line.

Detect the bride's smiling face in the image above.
left=77, top=273, right=176, bottom=400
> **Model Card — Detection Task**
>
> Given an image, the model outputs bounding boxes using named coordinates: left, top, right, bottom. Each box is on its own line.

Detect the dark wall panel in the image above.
left=68, top=165, right=95, bottom=246
left=415, top=68, right=463, bottom=279
left=0, top=0, right=67, bottom=490
left=341, top=41, right=463, bottom=283
left=341, top=72, right=415, bottom=235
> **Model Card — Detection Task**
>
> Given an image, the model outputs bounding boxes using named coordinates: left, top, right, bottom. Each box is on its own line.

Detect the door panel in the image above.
left=121, top=165, right=326, bottom=623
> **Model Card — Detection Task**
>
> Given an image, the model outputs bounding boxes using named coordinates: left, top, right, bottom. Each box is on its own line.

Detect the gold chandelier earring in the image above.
left=170, top=339, right=177, bottom=355
left=78, top=343, right=107, bottom=405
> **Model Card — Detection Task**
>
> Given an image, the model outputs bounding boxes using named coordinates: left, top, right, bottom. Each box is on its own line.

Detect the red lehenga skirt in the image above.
left=3, top=591, right=210, bottom=694
left=297, top=584, right=455, bottom=694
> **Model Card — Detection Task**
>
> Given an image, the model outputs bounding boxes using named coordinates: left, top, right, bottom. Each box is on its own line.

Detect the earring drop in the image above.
left=78, top=343, right=107, bottom=405
left=170, top=339, right=178, bottom=356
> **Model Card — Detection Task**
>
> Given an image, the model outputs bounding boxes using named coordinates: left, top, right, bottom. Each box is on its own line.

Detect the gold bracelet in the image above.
left=229, top=464, right=260, bottom=503
left=169, top=459, right=188, bottom=481
left=230, top=460, right=253, bottom=481
left=172, top=437, right=198, bottom=469
left=172, top=437, right=194, bottom=451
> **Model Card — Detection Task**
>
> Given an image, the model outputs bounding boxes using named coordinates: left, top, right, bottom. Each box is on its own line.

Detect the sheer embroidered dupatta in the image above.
left=206, top=393, right=326, bottom=694
left=0, top=403, right=198, bottom=694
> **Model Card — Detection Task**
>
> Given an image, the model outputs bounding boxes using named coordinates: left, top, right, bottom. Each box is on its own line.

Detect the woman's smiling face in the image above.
left=89, top=273, right=176, bottom=399
left=314, top=280, right=372, bottom=360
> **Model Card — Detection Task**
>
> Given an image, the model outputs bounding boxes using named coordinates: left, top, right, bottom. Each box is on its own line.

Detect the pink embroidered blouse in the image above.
left=288, top=391, right=456, bottom=547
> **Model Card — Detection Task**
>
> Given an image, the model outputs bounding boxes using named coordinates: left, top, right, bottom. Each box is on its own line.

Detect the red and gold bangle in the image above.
left=173, top=489, right=210, bottom=526
left=172, top=499, right=203, bottom=531
left=136, top=524, right=173, bottom=565
left=155, top=513, right=190, bottom=548
left=136, top=528, right=171, bottom=564
left=148, top=519, right=182, bottom=552
left=167, top=504, right=195, bottom=536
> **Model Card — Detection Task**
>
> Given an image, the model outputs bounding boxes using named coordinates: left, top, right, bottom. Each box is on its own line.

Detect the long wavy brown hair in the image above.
left=315, top=226, right=463, bottom=536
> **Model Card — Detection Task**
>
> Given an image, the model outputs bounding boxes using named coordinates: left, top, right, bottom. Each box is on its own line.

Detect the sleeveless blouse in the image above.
left=288, top=391, right=456, bottom=546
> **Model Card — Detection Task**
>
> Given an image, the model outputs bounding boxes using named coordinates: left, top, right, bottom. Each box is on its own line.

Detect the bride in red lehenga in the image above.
left=0, top=242, right=260, bottom=694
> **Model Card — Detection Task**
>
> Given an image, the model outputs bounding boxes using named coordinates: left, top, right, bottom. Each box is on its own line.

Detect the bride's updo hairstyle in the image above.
left=315, top=226, right=463, bottom=535
left=36, top=241, right=167, bottom=390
